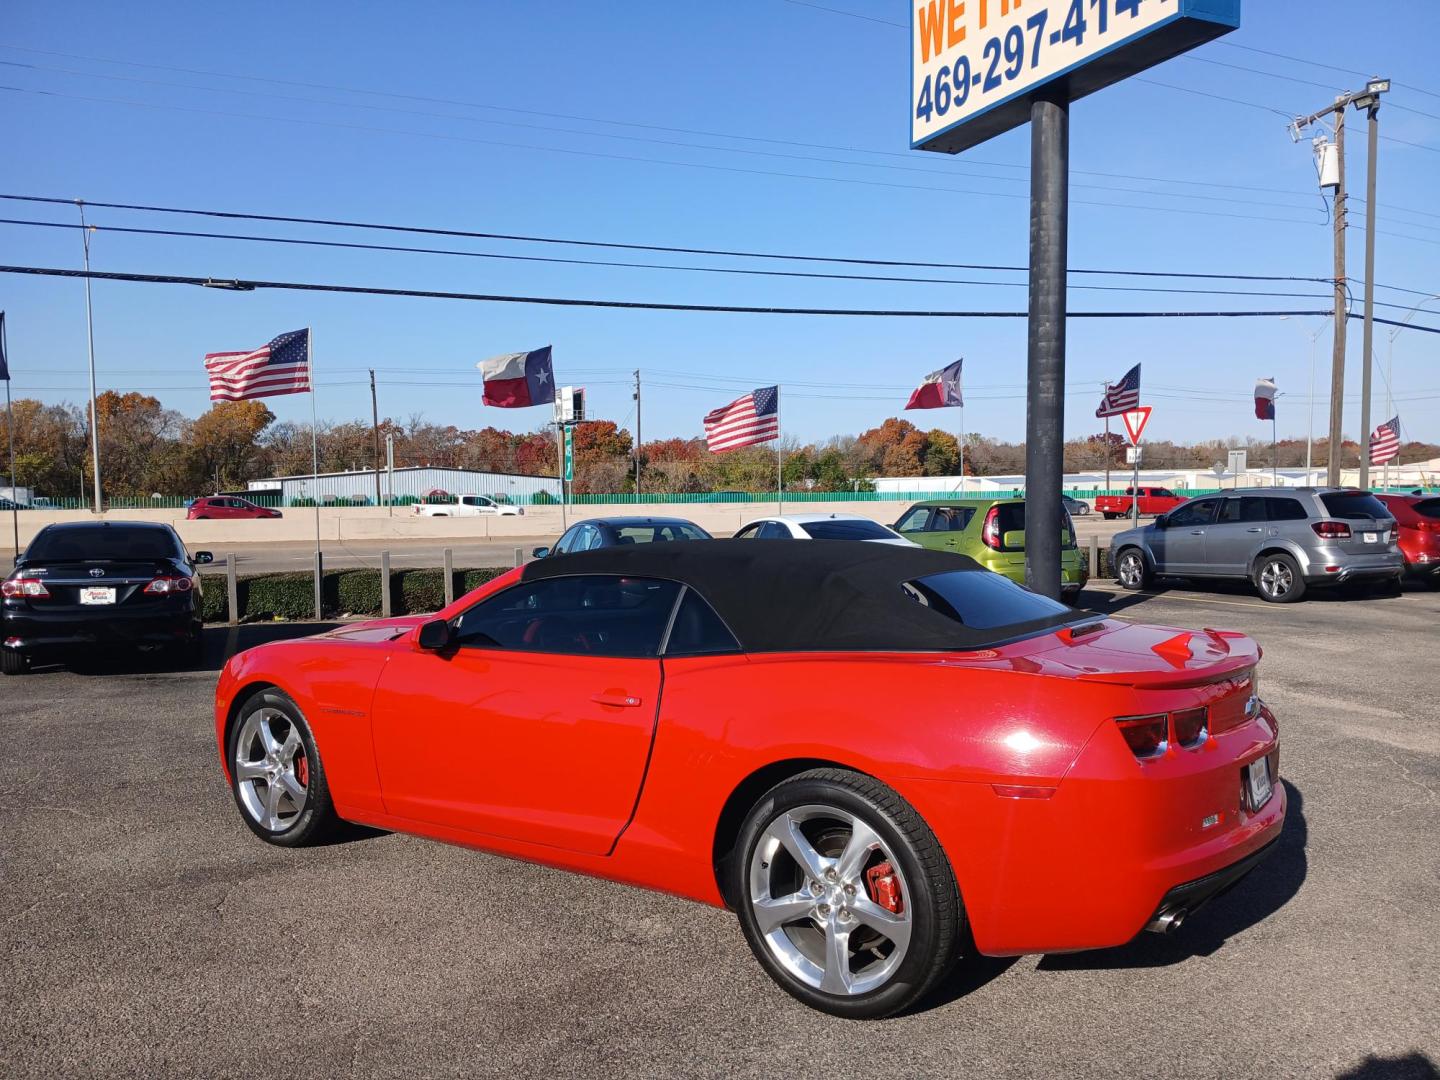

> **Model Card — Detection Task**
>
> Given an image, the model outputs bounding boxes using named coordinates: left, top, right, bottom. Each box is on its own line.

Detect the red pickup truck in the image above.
left=1095, top=486, right=1187, bottom=520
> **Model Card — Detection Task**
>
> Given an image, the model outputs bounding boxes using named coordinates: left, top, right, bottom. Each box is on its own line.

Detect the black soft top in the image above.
left=520, top=539, right=1078, bottom=653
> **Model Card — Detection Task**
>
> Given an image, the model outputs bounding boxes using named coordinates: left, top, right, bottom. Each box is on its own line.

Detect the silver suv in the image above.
left=1110, top=488, right=1403, bottom=603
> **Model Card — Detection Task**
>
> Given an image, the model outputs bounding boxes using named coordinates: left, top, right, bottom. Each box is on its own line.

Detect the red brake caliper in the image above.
left=294, top=751, right=309, bottom=787
left=865, top=861, right=904, bottom=914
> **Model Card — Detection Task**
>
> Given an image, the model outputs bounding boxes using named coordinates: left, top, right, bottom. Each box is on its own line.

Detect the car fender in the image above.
left=215, top=637, right=393, bottom=816
left=1249, top=539, right=1311, bottom=577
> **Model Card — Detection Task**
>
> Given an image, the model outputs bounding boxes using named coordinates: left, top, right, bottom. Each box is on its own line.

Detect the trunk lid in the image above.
left=13, top=558, right=180, bottom=608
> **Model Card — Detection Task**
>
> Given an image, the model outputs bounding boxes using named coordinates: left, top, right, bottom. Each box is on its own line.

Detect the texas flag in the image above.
left=1254, top=377, right=1278, bottom=420
left=478, top=346, right=556, bottom=408
left=905, top=358, right=963, bottom=410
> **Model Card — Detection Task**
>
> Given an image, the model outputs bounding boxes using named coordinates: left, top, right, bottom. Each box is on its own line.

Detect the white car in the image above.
left=414, top=495, right=524, bottom=517
left=732, top=513, right=915, bottom=546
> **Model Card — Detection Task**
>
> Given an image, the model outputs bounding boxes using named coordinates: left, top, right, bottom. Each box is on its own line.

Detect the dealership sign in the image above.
left=911, top=0, right=1240, bottom=153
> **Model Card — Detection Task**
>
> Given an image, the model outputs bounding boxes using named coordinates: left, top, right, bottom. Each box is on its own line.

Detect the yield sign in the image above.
left=1122, top=406, right=1152, bottom=445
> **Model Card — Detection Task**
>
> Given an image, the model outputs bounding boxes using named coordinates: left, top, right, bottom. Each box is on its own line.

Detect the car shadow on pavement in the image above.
left=1080, top=579, right=1405, bottom=616
left=37, top=622, right=341, bottom=677
left=1035, top=780, right=1308, bottom=973
left=1336, top=1053, right=1440, bottom=1080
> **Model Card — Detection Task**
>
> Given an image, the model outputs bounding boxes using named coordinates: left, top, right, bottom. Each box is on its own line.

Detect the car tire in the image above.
left=1, top=649, right=30, bottom=676
left=173, top=629, right=204, bottom=667
left=1102, top=512, right=1118, bottom=520
left=227, top=688, right=339, bottom=847
left=1061, top=587, right=1081, bottom=606
left=731, top=768, right=963, bottom=1020
left=1115, top=548, right=1152, bottom=591
left=1254, top=553, right=1306, bottom=603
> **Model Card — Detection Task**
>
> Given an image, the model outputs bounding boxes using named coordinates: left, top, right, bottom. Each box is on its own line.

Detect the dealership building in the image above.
left=246, top=467, right=561, bottom=506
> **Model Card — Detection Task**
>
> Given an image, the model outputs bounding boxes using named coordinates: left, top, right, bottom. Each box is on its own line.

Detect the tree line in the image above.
left=1, top=393, right=1435, bottom=498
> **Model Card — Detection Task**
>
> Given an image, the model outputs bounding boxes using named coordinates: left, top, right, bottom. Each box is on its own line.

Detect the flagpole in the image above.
left=3, top=313, right=17, bottom=565
left=776, top=393, right=783, bottom=515
left=957, top=402, right=965, bottom=495
left=1272, top=414, right=1277, bottom=488
left=1102, top=388, right=1111, bottom=494
left=309, top=327, right=322, bottom=621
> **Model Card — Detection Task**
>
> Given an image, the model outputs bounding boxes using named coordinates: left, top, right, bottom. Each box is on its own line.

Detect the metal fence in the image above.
left=15, top=484, right=1435, bottom=512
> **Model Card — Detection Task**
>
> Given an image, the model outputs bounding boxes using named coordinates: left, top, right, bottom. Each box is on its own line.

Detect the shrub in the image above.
left=201, top=567, right=509, bottom=623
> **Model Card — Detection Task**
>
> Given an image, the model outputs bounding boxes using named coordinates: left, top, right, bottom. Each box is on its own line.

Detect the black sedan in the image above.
left=2, top=521, right=213, bottom=674
left=531, top=516, right=711, bottom=559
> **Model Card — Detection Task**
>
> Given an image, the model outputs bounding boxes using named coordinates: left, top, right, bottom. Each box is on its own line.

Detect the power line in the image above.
left=0, top=193, right=1338, bottom=283
left=1, top=83, right=1345, bottom=228
left=0, top=262, right=1351, bottom=321
left=0, top=216, right=1349, bottom=302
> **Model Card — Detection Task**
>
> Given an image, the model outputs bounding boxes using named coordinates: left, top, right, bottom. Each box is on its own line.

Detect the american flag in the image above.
left=704, top=386, right=780, bottom=453
left=1096, top=364, right=1141, bottom=418
left=1369, top=416, right=1401, bottom=466
left=204, top=329, right=311, bottom=402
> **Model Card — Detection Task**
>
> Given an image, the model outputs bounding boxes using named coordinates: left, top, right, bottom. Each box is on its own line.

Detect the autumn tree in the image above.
left=183, top=401, right=274, bottom=492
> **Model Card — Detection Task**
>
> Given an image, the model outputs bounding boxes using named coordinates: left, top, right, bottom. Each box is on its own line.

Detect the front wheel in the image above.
left=1, top=649, right=30, bottom=676
left=1115, top=548, right=1152, bottom=591
left=228, top=689, right=339, bottom=846
left=1254, top=553, right=1306, bottom=603
left=732, top=768, right=963, bottom=1019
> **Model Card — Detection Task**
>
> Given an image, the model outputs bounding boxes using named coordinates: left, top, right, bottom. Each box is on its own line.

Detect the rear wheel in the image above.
left=1, top=649, right=30, bottom=676
left=1254, top=553, right=1305, bottom=603
left=228, top=689, right=338, bottom=846
left=732, top=768, right=963, bottom=1019
left=1102, top=512, right=1118, bottom=520
left=1115, top=548, right=1152, bottom=591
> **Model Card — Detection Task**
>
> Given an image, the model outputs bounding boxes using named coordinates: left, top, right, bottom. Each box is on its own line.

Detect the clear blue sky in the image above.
left=2, top=0, right=1437, bottom=449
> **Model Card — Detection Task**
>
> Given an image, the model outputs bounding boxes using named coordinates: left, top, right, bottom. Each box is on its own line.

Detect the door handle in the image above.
left=591, top=691, right=643, bottom=708
left=1190, top=529, right=1205, bottom=535
left=1246, top=527, right=1263, bottom=533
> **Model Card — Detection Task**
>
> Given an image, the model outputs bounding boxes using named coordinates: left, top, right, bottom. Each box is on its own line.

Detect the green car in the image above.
left=893, top=498, right=1089, bottom=603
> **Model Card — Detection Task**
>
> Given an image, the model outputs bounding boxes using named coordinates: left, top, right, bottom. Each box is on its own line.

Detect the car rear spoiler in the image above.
left=1074, top=628, right=1260, bottom=690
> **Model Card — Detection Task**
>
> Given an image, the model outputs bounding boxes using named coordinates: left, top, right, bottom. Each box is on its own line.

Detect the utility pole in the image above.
left=369, top=369, right=382, bottom=505
left=1291, top=78, right=1389, bottom=488
left=1357, top=86, right=1386, bottom=488
left=632, top=369, right=642, bottom=495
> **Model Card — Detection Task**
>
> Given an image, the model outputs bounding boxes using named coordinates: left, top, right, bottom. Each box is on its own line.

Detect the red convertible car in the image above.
left=215, top=541, right=1285, bottom=1018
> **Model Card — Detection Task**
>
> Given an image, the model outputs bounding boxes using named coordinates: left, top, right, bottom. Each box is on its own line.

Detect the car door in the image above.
left=1206, top=497, right=1270, bottom=576
left=1150, top=497, right=1220, bottom=575
left=370, top=574, right=678, bottom=855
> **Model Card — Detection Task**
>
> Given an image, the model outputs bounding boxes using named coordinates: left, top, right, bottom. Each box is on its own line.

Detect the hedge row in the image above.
left=201, top=567, right=510, bottom=623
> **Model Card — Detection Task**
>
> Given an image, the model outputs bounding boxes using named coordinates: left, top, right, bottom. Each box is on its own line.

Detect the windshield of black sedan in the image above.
left=902, top=570, right=1070, bottom=630
left=25, top=526, right=180, bottom=562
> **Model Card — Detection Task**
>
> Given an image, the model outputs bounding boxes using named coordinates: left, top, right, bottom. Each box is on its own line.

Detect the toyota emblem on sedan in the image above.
left=89, top=568, right=106, bottom=577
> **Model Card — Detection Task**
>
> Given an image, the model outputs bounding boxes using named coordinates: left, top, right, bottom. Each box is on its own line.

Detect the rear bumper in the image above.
left=1145, top=835, right=1279, bottom=934
left=2, top=604, right=199, bottom=654
left=901, top=704, right=1285, bottom=956
left=1301, top=546, right=1403, bottom=584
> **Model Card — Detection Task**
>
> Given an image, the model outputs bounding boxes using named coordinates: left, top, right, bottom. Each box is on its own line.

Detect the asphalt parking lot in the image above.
left=2, top=581, right=1437, bottom=1079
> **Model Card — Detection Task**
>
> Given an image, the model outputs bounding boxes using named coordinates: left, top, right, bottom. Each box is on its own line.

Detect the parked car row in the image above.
left=531, top=499, right=1091, bottom=603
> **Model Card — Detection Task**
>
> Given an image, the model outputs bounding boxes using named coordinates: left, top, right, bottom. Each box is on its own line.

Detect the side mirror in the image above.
left=416, top=619, right=453, bottom=651
left=531, top=546, right=550, bottom=559
left=193, top=551, right=215, bottom=564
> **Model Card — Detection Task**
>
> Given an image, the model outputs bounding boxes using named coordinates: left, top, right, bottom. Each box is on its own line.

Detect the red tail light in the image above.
left=144, top=576, right=195, bottom=595
left=981, top=506, right=1002, bottom=550
left=2, top=578, right=51, bottom=599
left=1172, top=707, right=1208, bottom=747
left=1116, top=714, right=1167, bottom=758
left=1311, top=520, right=1352, bottom=539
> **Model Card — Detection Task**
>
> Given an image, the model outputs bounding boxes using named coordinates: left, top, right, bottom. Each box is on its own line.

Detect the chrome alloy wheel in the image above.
left=1258, top=558, right=1294, bottom=600
left=234, top=708, right=309, bottom=832
left=748, top=804, right=912, bottom=997
left=1118, top=551, right=1145, bottom=588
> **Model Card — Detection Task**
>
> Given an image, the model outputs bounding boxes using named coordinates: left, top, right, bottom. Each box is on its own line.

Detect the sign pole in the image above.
left=1023, top=87, right=1069, bottom=601
left=1103, top=406, right=1111, bottom=493
left=957, top=402, right=965, bottom=496
left=1131, top=444, right=1141, bottom=529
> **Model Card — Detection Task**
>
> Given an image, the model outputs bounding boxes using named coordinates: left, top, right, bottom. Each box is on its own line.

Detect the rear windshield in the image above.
left=992, top=503, right=1075, bottom=551
left=800, top=519, right=895, bottom=541
left=614, top=523, right=710, bottom=543
left=1413, top=498, right=1440, bottom=520
left=1320, top=492, right=1390, bottom=520
left=26, top=526, right=180, bottom=562
left=903, top=570, right=1070, bottom=630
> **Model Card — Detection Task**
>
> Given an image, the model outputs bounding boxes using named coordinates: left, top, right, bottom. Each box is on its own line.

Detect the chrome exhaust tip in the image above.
left=1146, top=908, right=1187, bottom=935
